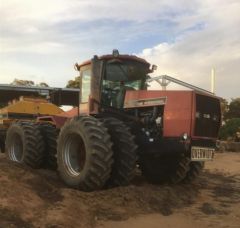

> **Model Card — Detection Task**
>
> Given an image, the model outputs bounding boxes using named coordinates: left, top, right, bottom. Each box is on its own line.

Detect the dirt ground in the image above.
left=0, top=152, right=239, bottom=228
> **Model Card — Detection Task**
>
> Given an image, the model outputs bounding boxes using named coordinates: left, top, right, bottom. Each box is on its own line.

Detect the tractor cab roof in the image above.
left=77, top=52, right=151, bottom=68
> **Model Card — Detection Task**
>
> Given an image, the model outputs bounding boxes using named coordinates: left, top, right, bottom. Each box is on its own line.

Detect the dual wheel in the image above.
left=5, top=121, right=58, bottom=169
left=57, top=116, right=138, bottom=190
left=5, top=117, right=138, bottom=191
left=5, top=118, right=204, bottom=191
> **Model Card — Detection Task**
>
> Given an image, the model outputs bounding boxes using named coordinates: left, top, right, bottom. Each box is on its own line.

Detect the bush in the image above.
left=219, top=118, right=240, bottom=140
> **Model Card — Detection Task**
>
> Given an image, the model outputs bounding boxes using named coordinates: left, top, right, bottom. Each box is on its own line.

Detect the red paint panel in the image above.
left=78, top=55, right=150, bottom=68
left=125, top=90, right=194, bottom=137
left=160, top=91, right=193, bottom=137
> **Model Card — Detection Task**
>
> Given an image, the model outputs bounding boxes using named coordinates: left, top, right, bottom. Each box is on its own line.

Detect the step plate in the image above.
left=191, top=146, right=215, bottom=161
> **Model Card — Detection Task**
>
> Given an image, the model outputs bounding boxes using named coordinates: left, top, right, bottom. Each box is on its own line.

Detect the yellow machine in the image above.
left=0, top=96, right=63, bottom=125
left=0, top=96, right=63, bottom=140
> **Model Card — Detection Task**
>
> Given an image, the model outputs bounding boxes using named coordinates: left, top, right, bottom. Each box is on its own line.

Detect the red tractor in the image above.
left=5, top=50, right=221, bottom=191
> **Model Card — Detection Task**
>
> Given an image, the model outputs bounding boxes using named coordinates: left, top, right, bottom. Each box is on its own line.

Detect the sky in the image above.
left=0, top=0, right=239, bottom=99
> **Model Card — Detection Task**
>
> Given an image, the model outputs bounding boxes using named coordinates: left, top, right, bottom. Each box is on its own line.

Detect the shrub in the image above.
left=219, top=118, right=240, bottom=140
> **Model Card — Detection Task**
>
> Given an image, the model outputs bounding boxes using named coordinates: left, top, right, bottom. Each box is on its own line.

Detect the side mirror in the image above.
left=74, top=63, right=80, bottom=71
left=151, top=64, right=157, bottom=72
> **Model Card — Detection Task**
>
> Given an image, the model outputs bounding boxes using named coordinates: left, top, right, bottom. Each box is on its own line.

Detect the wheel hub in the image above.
left=10, top=133, right=23, bottom=162
left=64, top=134, right=86, bottom=176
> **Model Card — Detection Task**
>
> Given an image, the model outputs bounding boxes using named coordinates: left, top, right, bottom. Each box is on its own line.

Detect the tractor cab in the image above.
left=101, top=55, right=149, bottom=108
left=75, top=50, right=158, bottom=114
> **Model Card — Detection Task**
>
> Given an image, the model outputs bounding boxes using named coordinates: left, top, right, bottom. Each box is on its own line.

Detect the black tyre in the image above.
left=6, top=121, right=45, bottom=168
left=0, top=136, right=5, bottom=153
left=183, top=161, right=204, bottom=183
left=101, top=117, right=138, bottom=186
left=38, top=122, right=58, bottom=170
left=140, top=153, right=190, bottom=184
left=57, top=116, right=113, bottom=191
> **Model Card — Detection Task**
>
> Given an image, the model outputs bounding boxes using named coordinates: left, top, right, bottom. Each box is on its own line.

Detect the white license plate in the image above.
left=191, top=147, right=215, bottom=161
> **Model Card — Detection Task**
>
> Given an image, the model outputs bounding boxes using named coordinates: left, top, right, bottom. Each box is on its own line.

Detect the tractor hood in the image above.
left=124, top=90, right=167, bottom=109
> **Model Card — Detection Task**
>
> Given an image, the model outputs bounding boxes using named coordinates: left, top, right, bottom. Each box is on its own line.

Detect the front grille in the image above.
left=194, top=94, right=221, bottom=138
left=191, top=138, right=216, bottom=147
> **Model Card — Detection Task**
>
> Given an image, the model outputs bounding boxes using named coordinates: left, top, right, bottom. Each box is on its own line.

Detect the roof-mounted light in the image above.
left=112, top=49, right=119, bottom=57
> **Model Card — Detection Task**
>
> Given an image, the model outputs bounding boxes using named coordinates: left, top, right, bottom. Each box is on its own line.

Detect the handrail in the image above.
left=148, top=75, right=214, bottom=95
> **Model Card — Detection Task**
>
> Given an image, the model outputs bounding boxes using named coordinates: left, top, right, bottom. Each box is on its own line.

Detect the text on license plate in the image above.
left=191, top=147, right=215, bottom=161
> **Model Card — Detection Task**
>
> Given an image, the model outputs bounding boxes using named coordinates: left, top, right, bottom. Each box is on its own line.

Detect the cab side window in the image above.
left=81, top=69, right=91, bottom=103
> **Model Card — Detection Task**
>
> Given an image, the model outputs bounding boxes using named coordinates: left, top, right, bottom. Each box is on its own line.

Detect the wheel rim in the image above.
left=63, top=133, right=86, bottom=176
left=10, top=133, right=23, bottom=162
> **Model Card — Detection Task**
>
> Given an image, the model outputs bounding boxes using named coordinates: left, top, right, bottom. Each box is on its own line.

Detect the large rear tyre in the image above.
left=140, top=153, right=190, bottom=184
left=183, top=161, right=204, bottom=183
left=101, top=117, right=138, bottom=186
left=6, top=121, right=45, bottom=168
left=57, top=116, right=113, bottom=191
left=38, top=122, right=58, bottom=170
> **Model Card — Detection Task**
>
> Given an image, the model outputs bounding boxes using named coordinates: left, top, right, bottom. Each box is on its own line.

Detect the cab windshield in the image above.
left=101, top=60, right=149, bottom=108
left=102, top=79, right=142, bottom=91
left=104, top=60, right=147, bottom=87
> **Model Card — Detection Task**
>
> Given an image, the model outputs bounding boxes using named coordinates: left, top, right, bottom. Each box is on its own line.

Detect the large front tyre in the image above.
left=183, top=161, right=204, bottom=183
left=140, top=153, right=190, bottom=184
left=57, top=116, right=113, bottom=191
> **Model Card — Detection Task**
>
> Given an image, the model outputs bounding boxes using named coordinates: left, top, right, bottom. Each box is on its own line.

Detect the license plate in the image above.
left=191, top=147, right=215, bottom=161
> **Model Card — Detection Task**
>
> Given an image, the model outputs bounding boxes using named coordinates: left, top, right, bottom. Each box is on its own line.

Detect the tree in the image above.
left=225, top=98, right=240, bottom=120
left=10, top=79, right=49, bottom=87
left=219, top=118, right=240, bottom=140
left=11, top=79, right=34, bottom=86
left=66, top=76, right=80, bottom=88
left=220, top=98, right=228, bottom=120
left=37, top=82, right=49, bottom=87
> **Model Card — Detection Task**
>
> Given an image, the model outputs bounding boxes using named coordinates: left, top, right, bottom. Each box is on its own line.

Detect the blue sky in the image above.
left=0, top=0, right=239, bottom=99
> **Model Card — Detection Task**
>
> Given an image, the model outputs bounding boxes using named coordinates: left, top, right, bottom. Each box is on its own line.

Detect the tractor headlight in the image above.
left=155, top=117, right=162, bottom=125
left=182, top=133, right=188, bottom=140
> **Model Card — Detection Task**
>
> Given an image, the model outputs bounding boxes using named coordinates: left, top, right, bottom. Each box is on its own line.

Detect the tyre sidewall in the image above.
left=57, top=119, right=94, bottom=187
left=6, top=124, right=26, bottom=163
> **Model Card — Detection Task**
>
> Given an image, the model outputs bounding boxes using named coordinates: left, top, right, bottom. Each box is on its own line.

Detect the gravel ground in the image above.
left=0, top=152, right=239, bottom=228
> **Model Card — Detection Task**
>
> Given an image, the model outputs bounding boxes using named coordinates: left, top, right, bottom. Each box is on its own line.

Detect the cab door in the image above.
left=79, top=65, right=91, bottom=114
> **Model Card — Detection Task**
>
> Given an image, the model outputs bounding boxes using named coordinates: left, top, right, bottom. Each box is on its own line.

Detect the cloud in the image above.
left=0, top=0, right=239, bottom=99
left=0, top=0, right=198, bottom=53
left=139, top=0, right=240, bottom=99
